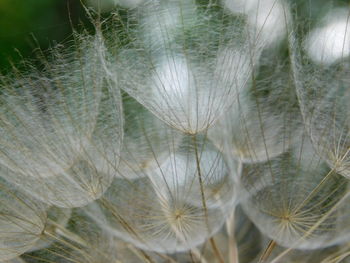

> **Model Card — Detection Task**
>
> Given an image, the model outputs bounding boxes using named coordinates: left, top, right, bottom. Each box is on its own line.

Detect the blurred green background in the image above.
left=0, top=0, right=88, bottom=71
left=1, top=0, right=349, bottom=71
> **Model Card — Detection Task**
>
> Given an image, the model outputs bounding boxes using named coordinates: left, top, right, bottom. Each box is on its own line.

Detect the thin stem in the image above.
left=192, top=135, right=208, bottom=217
left=126, top=244, right=157, bottom=263
left=226, top=210, right=239, bottom=263
left=192, top=134, right=225, bottom=263
left=190, top=247, right=209, bottom=263
left=258, top=240, right=277, bottom=263
left=42, top=230, right=90, bottom=262
left=271, top=191, right=350, bottom=263
left=46, top=219, right=88, bottom=248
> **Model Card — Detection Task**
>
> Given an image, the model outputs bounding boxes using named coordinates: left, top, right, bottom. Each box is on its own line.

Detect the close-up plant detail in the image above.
left=0, top=0, right=349, bottom=262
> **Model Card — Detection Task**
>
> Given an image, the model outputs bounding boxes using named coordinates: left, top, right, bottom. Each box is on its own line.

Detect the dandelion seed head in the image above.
left=152, top=56, right=194, bottom=122
left=86, top=176, right=228, bottom=254
left=225, top=0, right=291, bottom=48
left=223, top=0, right=257, bottom=14
left=85, top=0, right=144, bottom=12
left=247, top=0, right=291, bottom=48
left=1, top=0, right=350, bottom=261
left=242, top=145, right=350, bottom=250
left=0, top=180, right=47, bottom=261
left=305, top=8, right=350, bottom=65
